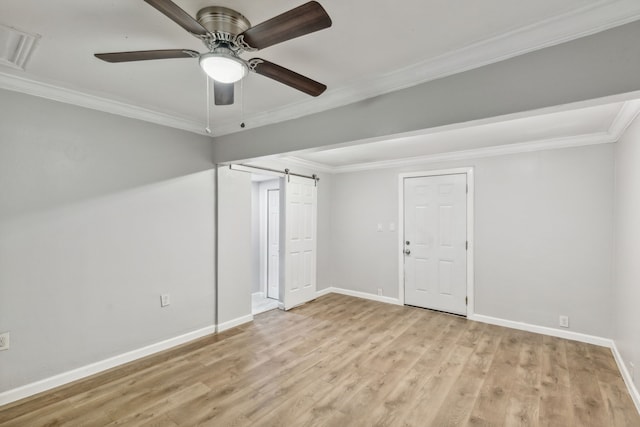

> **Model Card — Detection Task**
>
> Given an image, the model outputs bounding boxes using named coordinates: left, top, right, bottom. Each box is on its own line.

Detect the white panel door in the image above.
left=280, top=176, right=317, bottom=310
left=267, top=189, right=280, bottom=300
left=404, top=174, right=467, bottom=315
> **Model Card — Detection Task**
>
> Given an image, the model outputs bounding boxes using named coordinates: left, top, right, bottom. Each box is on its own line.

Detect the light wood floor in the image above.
left=1, top=294, right=638, bottom=426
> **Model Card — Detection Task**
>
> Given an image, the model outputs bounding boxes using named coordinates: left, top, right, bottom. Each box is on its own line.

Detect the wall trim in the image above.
left=316, top=287, right=334, bottom=298
left=318, top=289, right=616, bottom=347
left=0, top=325, right=216, bottom=407
left=280, top=157, right=335, bottom=174
left=611, top=341, right=640, bottom=414
left=609, top=100, right=640, bottom=139
left=0, top=72, right=206, bottom=136
left=469, top=313, right=612, bottom=347
left=335, top=133, right=615, bottom=173
left=216, top=314, right=254, bottom=333
left=286, top=132, right=615, bottom=175
left=2, top=1, right=639, bottom=137
left=282, top=99, right=640, bottom=175
left=321, top=286, right=402, bottom=306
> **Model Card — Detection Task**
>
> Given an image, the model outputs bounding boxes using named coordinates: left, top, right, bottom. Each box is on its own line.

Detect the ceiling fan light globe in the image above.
left=199, top=53, right=247, bottom=83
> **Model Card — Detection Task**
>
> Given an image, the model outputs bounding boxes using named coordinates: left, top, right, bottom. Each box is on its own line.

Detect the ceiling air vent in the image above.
left=0, top=23, right=39, bottom=70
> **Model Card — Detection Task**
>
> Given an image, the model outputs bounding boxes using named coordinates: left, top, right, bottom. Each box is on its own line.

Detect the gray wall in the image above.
left=613, top=116, right=640, bottom=389
left=217, top=166, right=252, bottom=324
left=330, top=144, right=614, bottom=337
left=0, top=89, right=215, bottom=393
left=213, top=20, right=640, bottom=163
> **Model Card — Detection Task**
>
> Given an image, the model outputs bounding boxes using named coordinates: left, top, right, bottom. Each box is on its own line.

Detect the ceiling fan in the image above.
left=95, top=0, right=332, bottom=106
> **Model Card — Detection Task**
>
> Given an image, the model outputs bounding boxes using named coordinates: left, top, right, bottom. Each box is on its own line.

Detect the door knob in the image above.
left=404, top=248, right=411, bottom=255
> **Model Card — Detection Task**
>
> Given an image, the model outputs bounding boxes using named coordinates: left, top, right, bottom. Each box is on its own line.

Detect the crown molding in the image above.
left=608, top=100, right=640, bottom=139
left=0, top=71, right=208, bottom=136
left=286, top=133, right=615, bottom=174
left=2, top=1, right=640, bottom=137
left=277, top=156, right=335, bottom=174
left=283, top=99, right=640, bottom=174
left=213, top=0, right=640, bottom=136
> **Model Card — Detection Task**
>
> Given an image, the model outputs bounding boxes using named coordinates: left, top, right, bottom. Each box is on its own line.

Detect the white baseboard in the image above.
left=217, top=314, right=253, bottom=333
left=318, top=288, right=611, bottom=346
left=469, top=313, right=612, bottom=347
left=251, top=291, right=265, bottom=298
left=315, top=287, right=334, bottom=298
left=324, top=286, right=402, bottom=306
left=611, top=341, right=640, bottom=414
left=0, top=325, right=216, bottom=407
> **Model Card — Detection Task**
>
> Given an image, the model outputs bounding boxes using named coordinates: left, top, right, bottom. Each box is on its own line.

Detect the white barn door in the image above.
left=404, top=174, right=467, bottom=315
left=280, top=175, right=317, bottom=310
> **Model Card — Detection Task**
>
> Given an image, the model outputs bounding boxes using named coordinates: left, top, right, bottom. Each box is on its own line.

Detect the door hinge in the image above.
left=465, top=296, right=468, bottom=305
left=465, top=241, right=468, bottom=250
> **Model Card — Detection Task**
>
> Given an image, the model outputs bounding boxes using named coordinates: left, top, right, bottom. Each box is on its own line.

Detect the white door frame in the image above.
left=257, top=179, right=280, bottom=298
left=266, top=188, right=280, bottom=300
left=398, top=167, right=475, bottom=317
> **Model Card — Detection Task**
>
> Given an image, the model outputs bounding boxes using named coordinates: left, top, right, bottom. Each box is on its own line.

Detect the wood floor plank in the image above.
left=467, top=328, right=523, bottom=426
left=503, top=331, right=543, bottom=426
left=1, top=294, right=638, bottom=427
left=565, top=340, right=612, bottom=427
left=537, top=336, right=574, bottom=427
left=588, top=344, right=640, bottom=427
left=429, top=328, right=503, bottom=426
left=368, top=316, right=470, bottom=426
left=106, top=382, right=211, bottom=426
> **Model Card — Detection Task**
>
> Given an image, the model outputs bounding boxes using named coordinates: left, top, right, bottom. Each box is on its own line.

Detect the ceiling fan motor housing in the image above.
left=196, top=6, right=251, bottom=39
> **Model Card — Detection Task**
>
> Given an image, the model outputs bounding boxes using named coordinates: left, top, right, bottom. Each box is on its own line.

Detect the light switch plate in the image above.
left=160, top=294, right=170, bottom=307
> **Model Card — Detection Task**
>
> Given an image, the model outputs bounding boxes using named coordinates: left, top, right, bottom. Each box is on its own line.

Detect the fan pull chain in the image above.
left=205, top=76, right=212, bottom=134
left=240, top=78, right=245, bottom=129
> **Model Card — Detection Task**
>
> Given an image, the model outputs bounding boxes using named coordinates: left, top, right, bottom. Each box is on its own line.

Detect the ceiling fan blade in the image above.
left=95, top=49, right=199, bottom=63
left=251, top=59, right=326, bottom=97
left=239, top=1, right=331, bottom=50
left=214, top=81, right=235, bottom=105
left=144, top=0, right=210, bottom=37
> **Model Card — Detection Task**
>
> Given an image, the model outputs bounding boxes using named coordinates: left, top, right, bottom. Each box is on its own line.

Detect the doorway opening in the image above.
left=221, top=163, right=319, bottom=317
left=398, top=168, right=475, bottom=317
left=251, top=173, right=281, bottom=315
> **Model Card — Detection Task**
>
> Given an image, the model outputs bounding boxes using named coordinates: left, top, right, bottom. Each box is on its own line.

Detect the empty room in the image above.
left=1, top=1, right=640, bottom=426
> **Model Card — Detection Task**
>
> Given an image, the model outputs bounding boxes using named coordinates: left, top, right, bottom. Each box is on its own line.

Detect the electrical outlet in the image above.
left=376, top=223, right=383, bottom=232
left=160, top=294, right=170, bottom=307
left=377, top=288, right=383, bottom=296
left=559, top=315, right=569, bottom=328
left=0, top=332, right=10, bottom=351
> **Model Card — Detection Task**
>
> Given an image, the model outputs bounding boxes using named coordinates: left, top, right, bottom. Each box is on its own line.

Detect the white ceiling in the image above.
left=1, top=0, right=640, bottom=136
left=278, top=100, right=638, bottom=171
